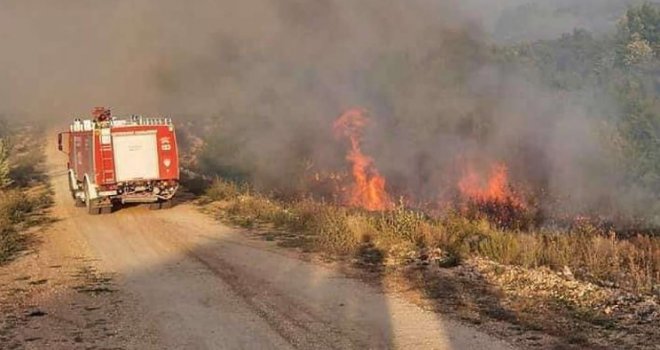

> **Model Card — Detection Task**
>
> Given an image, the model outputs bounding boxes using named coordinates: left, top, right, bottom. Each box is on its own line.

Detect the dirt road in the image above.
left=0, top=144, right=516, bottom=349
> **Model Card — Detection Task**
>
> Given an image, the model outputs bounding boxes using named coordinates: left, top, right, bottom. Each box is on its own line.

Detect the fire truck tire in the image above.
left=148, top=200, right=172, bottom=210
left=87, top=204, right=101, bottom=215
left=87, top=201, right=101, bottom=215
left=84, top=182, right=101, bottom=215
left=100, top=206, right=113, bottom=215
left=67, top=172, right=79, bottom=200
left=74, top=197, right=85, bottom=208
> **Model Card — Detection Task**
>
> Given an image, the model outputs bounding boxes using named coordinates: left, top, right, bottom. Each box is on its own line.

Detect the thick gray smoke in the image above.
left=0, top=1, right=653, bottom=224
left=458, top=0, right=650, bottom=43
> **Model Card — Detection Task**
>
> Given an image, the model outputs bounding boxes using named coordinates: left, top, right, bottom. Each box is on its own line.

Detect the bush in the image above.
left=0, top=189, right=37, bottom=262
left=205, top=178, right=243, bottom=201
left=0, top=189, right=36, bottom=224
left=308, top=206, right=373, bottom=255
left=226, top=194, right=284, bottom=228
left=0, top=224, right=20, bottom=263
left=478, top=231, right=521, bottom=265
left=374, top=205, right=426, bottom=243
left=0, top=138, right=10, bottom=188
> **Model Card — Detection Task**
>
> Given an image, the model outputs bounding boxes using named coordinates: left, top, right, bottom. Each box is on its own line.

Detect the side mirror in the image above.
left=57, top=133, right=63, bottom=151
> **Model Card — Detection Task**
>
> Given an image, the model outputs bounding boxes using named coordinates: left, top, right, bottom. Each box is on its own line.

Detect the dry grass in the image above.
left=0, top=128, right=53, bottom=263
left=0, top=189, right=43, bottom=262
left=204, top=179, right=660, bottom=294
left=0, top=215, right=20, bottom=263
left=205, top=178, right=244, bottom=201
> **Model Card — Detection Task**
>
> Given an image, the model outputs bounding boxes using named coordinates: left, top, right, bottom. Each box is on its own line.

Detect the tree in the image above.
left=617, top=2, right=660, bottom=66
left=495, top=3, right=660, bottom=222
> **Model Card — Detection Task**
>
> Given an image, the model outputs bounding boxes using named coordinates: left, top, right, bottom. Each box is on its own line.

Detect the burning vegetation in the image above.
left=457, top=161, right=532, bottom=229
left=332, top=108, right=393, bottom=212
left=317, top=108, right=534, bottom=230
left=458, top=162, right=524, bottom=209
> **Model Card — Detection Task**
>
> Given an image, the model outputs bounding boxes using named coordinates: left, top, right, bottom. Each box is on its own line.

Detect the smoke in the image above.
left=457, top=0, right=650, bottom=43
left=0, top=0, right=653, bottom=224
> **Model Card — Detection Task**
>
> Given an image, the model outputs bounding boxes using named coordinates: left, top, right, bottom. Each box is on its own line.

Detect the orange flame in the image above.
left=333, top=108, right=393, bottom=211
left=458, top=162, right=524, bottom=208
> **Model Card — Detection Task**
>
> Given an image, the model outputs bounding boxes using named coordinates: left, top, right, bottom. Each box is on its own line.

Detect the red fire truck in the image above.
left=58, top=107, right=180, bottom=214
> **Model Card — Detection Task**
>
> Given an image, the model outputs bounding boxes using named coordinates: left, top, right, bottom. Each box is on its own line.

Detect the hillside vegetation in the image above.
left=498, top=3, right=660, bottom=215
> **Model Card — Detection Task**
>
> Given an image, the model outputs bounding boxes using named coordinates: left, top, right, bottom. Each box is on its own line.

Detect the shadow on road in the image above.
left=0, top=199, right=477, bottom=349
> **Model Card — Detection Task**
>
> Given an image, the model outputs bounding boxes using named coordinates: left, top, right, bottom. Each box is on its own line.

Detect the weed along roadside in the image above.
left=0, top=125, right=53, bottom=264
left=197, top=178, right=660, bottom=349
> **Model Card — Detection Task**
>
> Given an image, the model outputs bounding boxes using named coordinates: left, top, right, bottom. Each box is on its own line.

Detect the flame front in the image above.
left=458, top=162, right=524, bottom=208
left=333, top=108, right=393, bottom=211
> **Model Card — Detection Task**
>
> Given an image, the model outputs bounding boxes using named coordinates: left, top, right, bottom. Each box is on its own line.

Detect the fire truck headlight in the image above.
left=163, top=159, right=172, bottom=168
left=153, top=187, right=161, bottom=195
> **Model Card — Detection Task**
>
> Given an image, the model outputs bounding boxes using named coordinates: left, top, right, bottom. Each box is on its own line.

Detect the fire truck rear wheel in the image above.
left=74, top=196, right=85, bottom=208
left=87, top=204, right=101, bottom=215
left=148, top=200, right=172, bottom=210
left=84, top=183, right=101, bottom=215
left=86, top=201, right=101, bottom=215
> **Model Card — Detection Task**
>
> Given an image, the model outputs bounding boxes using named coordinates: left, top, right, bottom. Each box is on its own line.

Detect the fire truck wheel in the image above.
left=84, top=183, right=101, bottom=215
left=148, top=202, right=162, bottom=210
left=74, top=197, right=85, bottom=208
left=67, top=176, right=76, bottom=200
left=160, top=200, right=173, bottom=209
left=100, top=206, right=113, bottom=215
left=87, top=201, right=101, bottom=215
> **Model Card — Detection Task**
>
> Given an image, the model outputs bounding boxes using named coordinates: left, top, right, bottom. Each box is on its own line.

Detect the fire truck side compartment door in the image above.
left=112, top=131, right=159, bottom=182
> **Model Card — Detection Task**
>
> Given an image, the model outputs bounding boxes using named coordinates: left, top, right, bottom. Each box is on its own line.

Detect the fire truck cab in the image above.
left=58, top=107, right=180, bottom=214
